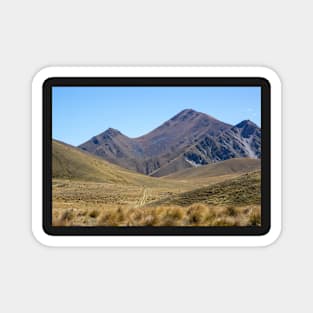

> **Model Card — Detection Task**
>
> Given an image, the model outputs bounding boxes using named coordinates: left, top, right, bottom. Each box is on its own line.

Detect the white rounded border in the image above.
left=32, top=66, right=282, bottom=247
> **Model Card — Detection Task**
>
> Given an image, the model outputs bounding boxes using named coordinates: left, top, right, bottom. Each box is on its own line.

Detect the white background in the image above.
left=0, top=0, right=311, bottom=312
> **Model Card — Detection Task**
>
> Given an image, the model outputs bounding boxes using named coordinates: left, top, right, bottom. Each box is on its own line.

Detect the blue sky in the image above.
left=53, top=86, right=261, bottom=146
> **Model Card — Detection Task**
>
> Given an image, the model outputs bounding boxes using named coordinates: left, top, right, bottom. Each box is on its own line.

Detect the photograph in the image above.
left=52, top=86, right=262, bottom=227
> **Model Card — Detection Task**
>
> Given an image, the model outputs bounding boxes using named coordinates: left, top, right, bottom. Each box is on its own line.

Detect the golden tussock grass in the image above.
left=52, top=203, right=261, bottom=227
left=52, top=150, right=262, bottom=228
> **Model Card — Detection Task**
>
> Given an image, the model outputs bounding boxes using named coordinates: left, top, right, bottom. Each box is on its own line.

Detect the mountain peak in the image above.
left=235, top=120, right=258, bottom=128
left=170, top=109, right=200, bottom=121
left=234, top=120, right=260, bottom=139
left=180, top=108, right=198, bottom=114
left=105, top=128, right=121, bottom=135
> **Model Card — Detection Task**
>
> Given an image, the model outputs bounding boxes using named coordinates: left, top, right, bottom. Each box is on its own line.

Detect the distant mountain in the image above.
left=78, top=128, right=146, bottom=175
left=171, top=119, right=261, bottom=177
left=79, top=109, right=261, bottom=176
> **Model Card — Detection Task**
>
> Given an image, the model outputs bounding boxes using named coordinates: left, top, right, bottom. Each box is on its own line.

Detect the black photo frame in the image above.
left=43, top=77, right=270, bottom=236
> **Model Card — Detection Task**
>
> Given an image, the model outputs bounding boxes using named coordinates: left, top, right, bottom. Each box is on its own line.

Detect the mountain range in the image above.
left=79, top=109, right=261, bottom=177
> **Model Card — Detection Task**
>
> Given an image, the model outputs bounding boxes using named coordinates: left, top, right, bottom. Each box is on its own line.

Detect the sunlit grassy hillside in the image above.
left=53, top=140, right=184, bottom=188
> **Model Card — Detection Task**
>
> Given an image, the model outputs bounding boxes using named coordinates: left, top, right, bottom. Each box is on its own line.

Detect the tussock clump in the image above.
left=127, top=208, right=144, bottom=225
left=88, top=209, right=100, bottom=218
left=60, top=209, right=74, bottom=221
left=52, top=208, right=75, bottom=226
left=248, top=209, right=261, bottom=226
left=153, top=206, right=186, bottom=226
left=97, top=207, right=125, bottom=226
left=143, top=214, right=155, bottom=226
left=97, top=210, right=113, bottom=226
left=53, top=216, right=67, bottom=227
left=186, top=203, right=212, bottom=225
left=226, top=206, right=237, bottom=217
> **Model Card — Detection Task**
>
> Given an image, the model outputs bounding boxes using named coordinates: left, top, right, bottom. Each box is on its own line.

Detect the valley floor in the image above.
left=52, top=171, right=261, bottom=227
